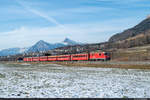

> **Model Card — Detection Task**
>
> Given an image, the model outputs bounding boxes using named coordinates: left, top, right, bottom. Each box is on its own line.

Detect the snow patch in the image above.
left=0, top=64, right=150, bottom=98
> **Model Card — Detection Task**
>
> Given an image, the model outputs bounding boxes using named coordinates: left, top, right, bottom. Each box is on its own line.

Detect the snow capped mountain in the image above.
left=19, top=47, right=29, bottom=53
left=27, top=38, right=82, bottom=53
left=63, top=38, right=81, bottom=45
left=0, top=38, right=82, bottom=56
left=27, top=40, right=65, bottom=53
left=0, top=47, right=29, bottom=56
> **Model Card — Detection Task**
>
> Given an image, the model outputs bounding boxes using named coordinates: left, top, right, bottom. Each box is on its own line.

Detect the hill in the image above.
left=109, top=17, right=150, bottom=42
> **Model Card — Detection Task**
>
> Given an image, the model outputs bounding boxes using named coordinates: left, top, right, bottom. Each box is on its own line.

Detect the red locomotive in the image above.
left=23, top=52, right=110, bottom=62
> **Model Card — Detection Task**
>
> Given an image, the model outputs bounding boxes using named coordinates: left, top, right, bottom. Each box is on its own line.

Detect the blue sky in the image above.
left=0, top=0, right=150, bottom=49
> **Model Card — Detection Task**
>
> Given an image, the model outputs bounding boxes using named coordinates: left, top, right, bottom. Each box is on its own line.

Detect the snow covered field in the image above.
left=0, top=63, right=150, bottom=98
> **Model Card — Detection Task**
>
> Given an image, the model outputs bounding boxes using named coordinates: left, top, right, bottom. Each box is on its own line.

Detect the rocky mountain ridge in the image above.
left=0, top=38, right=82, bottom=56
left=109, top=17, right=150, bottom=42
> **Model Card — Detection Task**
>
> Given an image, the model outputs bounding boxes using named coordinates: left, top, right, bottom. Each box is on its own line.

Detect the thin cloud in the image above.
left=15, top=0, right=65, bottom=28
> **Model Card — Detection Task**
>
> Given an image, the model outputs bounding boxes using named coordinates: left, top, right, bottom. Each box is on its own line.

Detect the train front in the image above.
left=103, top=52, right=110, bottom=61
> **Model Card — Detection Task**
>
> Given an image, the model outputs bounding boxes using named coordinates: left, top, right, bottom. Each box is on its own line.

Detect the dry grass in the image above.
left=9, top=61, right=150, bottom=69
left=54, top=62, right=150, bottom=69
left=111, top=44, right=150, bottom=61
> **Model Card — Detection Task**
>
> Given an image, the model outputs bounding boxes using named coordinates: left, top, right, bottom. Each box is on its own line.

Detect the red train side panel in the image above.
left=23, top=58, right=27, bottom=62
left=40, top=56, right=48, bottom=61
left=71, top=54, right=88, bottom=61
left=32, top=57, right=40, bottom=62
left=24, top=57, right=32, bottom=62
left=47, top=56, right=57, bottom=61
left=89, top=52, right=110, bottom=60
left=29, top=57, right=33, bottom=61
left=57, top=55, right=71, bottom=61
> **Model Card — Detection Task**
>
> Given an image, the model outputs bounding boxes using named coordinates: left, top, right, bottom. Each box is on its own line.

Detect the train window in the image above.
left=58, top=56, right=68, bottom=58
left=48, top=57, right=56, bottom=58
left=99, top=53, right=101, bottom=56
left=104, top=53, right=109, bottom=55
left=73, top=55, right=87, bottom=57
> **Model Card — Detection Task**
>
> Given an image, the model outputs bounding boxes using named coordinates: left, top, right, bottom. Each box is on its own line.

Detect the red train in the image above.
left=23, top=52, right=110, bottom=62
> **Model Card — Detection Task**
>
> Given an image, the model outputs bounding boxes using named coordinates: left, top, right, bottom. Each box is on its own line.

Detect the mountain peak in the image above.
left=27, top=40, right=52, bottom=53
left=35, top=40, right=50, bottom=46
left=64, top=38, right=72, bottom=42
left=147, top=15, right=150, bottom=19
left=27, top=40, right=65, bottom=53
left=63, top=38, right=79, bottom=45
left=37, top=40, right=45, bottom=44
